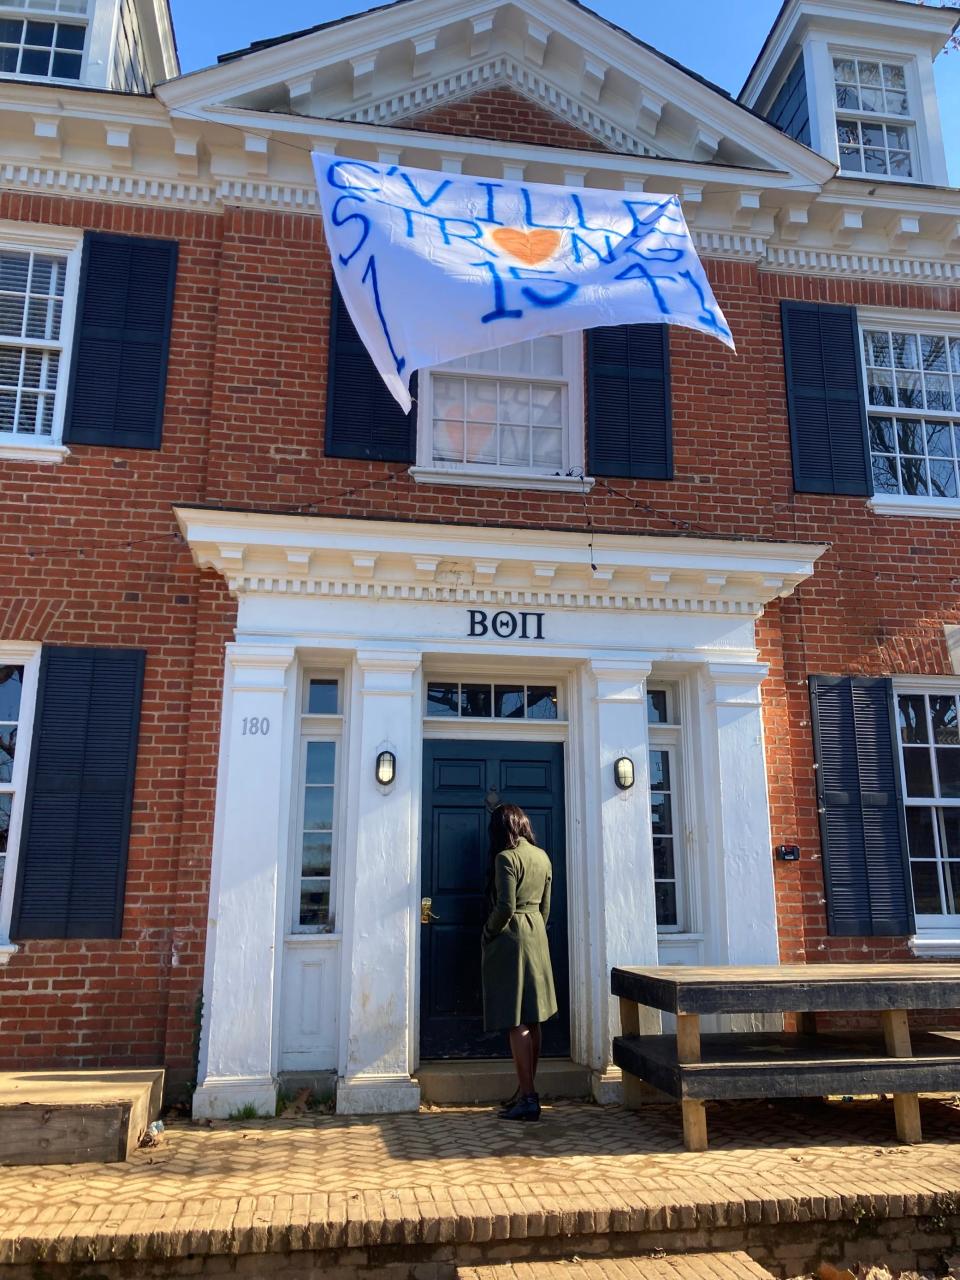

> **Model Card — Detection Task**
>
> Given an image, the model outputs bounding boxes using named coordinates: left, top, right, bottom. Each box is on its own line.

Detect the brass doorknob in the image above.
left=421, top=897, right=439, bottom=924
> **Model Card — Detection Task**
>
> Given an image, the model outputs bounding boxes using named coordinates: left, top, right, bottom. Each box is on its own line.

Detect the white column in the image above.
left=336, top=649, right=422, bottom=1115
left=586, top=660, right=659, bottom=1102
left=702, top=663, right=780, bottom=973
left=192, top=644, right=296, bottom=1120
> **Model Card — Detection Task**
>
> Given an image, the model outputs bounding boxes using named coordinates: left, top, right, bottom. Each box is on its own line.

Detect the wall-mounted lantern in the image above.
left=376, top=750, right=397, bottom=787
left=614, top=756, right=636, bottom=791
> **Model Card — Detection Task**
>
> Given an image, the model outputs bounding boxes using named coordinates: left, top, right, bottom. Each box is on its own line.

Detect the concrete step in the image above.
left=0, top=1068, right=164, bottom=1166
left=459, top=1253, right=775, bottom=1280
left=417, top=1058, right=591, bottom=1105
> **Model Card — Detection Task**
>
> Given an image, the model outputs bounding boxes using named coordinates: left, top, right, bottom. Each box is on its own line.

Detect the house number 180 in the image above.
left=241, top=717, right=271, bottom=737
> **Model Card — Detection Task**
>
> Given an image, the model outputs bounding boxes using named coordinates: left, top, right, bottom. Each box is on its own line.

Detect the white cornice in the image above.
left=342, top=55, right=660, bottom=158
left=763, top=244, right=960, bottom=282
left=173, top=507, right=826, bottom=617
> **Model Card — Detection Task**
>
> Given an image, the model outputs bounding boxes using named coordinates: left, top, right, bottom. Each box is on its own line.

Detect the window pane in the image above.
left=872, top=453, right=900, bottom=494
left=461, top=685, right=491, bottom=717
left=0, top=792, right=9, bottom=855
left=936, top=696, right=960, bottom=747
left=833, top=57, right=855, bottom=83
left=883, top=64, right=906, bottom=91
left=526, top=687, right=558, bottom=720
left=650, top=794, right=672, bottom=835
left=888, top=151, right=912, bottom=178
left=24, top=20, right=54, bottom=45
left=20, top=47, right=51, bottom=74
left=891, top=333, right=919, bottom=369
left=870, top=416, right=895, bottom=451
left=839, top=148, right=862, bottom=172
left=305, top=740, right=335, bottom=785
left=647, top=689, right=669, bottom=724
left=427, top=683, right=459, bottom=717
left=303, top=786, right=334, bottom=830
left=926, top=422, right=953, bottom=458
left=302, top=831, right=332, bottom=877
left=887, top=94, right=909, bottom=117
left=929, top=461, right=958, bottom=499
left=55, top=20, right=84, bottom=49
left=936, top=749, right=960, bottom=799
left=947, top=863, right=960, bottom=914
left=0, top=725, right=16, bottom=784
left=906, top=806, right=936, bottom=858
left=500, top=425, right=530, bottom=466
left=867, top=370, right=894, bottom=406
left=434, top=420, right=464, bottom=462
left=0, top=666, right=23, bottom=721
left=903, top=746, right=934, bottom=796
left=51, top=48, right=81, bottom=77
left=299, top=880, right=330, bottom=928
left=925, top=375, right=953, bottom=412
left=836, top=86, right=860, bottom=110
left=0, top=18, right=23, bottom=41
left=899, top=694, right=929, bottom=743
left=859, top=88, right=883, bottom=113
left=532, top=428, right=563, bottom=468
left=837, top=120, right=861, bottom=145
left=898, top=454, right=929, bottom=496
left=859, top=61, right=881, bottom=86
left=465, top=422, right=497, bottom=464
left=306, top=679, right=338, bottom=714
left=942, top=809, right=960, bottom=858
left=494, top=685, right=524, bottom=719
left=911, top=860, right=942, bottom=915
left=650, top=749, right=671, bottom=791
left=653, top=836, right=675, bottom=879
left=655, top=882, right=677, bottom=928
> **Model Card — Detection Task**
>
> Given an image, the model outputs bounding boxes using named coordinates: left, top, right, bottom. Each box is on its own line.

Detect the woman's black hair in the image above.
left=485, top=804, right=536, bottom=905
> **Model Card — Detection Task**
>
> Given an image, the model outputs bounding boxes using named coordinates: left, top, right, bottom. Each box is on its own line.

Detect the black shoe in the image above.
left=500, top=1093, right=541, bottom=1122
left=498, top=1087, right=521, bottom=1116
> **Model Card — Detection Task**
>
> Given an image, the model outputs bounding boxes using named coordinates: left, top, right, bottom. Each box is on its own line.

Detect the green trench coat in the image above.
left=481, top=837, right=559, bottom=1033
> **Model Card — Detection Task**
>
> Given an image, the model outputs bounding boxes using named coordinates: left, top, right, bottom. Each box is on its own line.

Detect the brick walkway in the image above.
left=2, top=1099, right=960, bottom=1273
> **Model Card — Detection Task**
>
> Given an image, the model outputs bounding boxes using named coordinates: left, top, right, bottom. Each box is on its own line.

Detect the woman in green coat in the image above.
left=481, top=803, right=558, bottom=1122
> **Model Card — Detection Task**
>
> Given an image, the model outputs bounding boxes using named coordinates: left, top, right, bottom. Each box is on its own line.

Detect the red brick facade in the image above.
left=1, top=93, right=958, bottom=1093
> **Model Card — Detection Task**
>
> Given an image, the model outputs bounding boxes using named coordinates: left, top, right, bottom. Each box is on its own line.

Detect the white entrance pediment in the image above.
left=174, top=508, right=827, bottom=618
left=156, top=0, right=833, bottom=182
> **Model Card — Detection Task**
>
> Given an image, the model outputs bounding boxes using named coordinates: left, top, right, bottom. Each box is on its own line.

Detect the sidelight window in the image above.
left=648, top=683, right=688, bottom=933
left=0, top=646, right=40, bottom=954
left=293, top=677, right=342, bottom=933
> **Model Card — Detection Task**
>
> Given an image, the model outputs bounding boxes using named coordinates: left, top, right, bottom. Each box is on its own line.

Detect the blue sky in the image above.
left=169, top=0, right=960, bottom=185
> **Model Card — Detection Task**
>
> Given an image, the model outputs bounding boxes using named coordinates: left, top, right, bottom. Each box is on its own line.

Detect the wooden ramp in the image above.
left=459, top=1254, right=775, bottom=1280
left=0, top=1069, right=163, bottom=1166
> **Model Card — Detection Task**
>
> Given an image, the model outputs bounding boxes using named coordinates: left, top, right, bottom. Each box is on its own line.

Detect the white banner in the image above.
left=313, top=154, right=734, bottom=412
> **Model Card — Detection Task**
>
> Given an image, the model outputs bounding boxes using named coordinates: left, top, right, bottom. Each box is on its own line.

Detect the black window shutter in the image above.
left=781, top=301, right=872, bottom=496
left=587, top=323, right=672, bottom=479
left=325, top=280, right=417, bottom=462
left=63, top=232, right=178, bottom=450
left=809, top=675, right=914, bottom=938
left=11, top=647, right=145, bottom=941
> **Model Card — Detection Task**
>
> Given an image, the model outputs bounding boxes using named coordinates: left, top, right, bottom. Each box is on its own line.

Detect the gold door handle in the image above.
left=421, top=897, right=439, bottom=924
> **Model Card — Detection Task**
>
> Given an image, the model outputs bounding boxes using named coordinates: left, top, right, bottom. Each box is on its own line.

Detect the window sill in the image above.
left=0, top=943, right=18, bottom=966
left=0, top=442, right=70, bottom=465
left=410, top=466, right=595, bottom=494
left=869, top=494, right=960, bottom=520
left=909, top=935, right=960, bottom=958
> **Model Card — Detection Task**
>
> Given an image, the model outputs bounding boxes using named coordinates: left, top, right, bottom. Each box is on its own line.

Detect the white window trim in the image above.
left=411, top=332, right=593, bottom=494
left=0, top=641, right=41, bottom=962
left=828, top=45, right=925, bottom=184
left=0, top=219, right=82, bottom=463
left=286, top=674, right=345, bottom=939
left=893, top=676, right=960, bottom=949
left=0, top=5, right=90, bottom=85
left=858, top=306, right=960, bottom=517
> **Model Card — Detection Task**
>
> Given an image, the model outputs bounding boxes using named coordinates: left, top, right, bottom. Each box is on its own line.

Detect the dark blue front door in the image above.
left=420, top=739, right=569, bottom=1060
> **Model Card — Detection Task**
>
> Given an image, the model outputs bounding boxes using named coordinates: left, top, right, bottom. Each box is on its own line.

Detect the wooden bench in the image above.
left=612, top=963, right=960, bottom=1152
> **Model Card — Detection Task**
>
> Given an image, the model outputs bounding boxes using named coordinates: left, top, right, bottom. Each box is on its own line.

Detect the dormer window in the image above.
left=833, top=57, right=915, bottom=178
left=0, top=0, right=86, bottom=82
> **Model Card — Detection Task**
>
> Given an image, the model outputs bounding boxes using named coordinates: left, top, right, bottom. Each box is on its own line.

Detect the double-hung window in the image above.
left=415, top=334, right=586, bottom=491
left=292, top=677, right=342, bottom=934
left=0, top=646, right=40, bottom=960
left=648, top=683, right=688, bottom=934
left=833, top=55, right=915, bottom=179
left=0, top=0, right=87, bottom=81
left=0, top=227, right=81, bottom=461
left=895, top=685, right=960, bottom=938
left=861, top=319, right=960, bottom=508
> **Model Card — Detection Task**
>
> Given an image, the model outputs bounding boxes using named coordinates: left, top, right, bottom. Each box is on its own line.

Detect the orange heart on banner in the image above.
left=491, top=227, right=562, bottom=265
